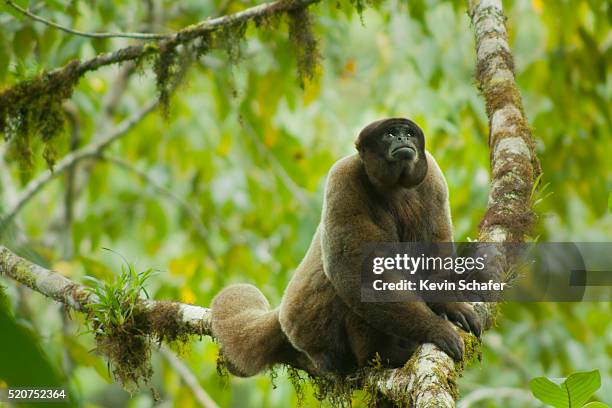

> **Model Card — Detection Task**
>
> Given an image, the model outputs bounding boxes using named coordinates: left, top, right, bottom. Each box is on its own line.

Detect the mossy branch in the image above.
left=469, top=0, right=541, bottom=243
left=0, top=245, right=212, bottom=388
left=4, top=0, right=319, bottom=79
left=0, top=0, right=321, bottom=169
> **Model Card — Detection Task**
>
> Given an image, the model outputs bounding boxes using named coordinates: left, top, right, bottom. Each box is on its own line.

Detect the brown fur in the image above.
left=211, top=118, right=481, bottom=377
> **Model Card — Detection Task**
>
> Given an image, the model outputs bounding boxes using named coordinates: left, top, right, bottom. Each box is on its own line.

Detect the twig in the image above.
left=159, top=347, right=220, bottom=408
left=0, top=100, right=158, bottom=226
left=241, top=119, right=311, bottom=209
left=101, top=155, right=219, bottom=261
left=60, top=102, right=81, bottom=259
left=4, top=0, right=168, bottom=40
left=457, top=387, right=539, bottom=408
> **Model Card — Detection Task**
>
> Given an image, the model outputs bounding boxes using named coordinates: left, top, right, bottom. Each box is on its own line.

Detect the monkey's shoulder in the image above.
left=325, top=152, right=447, bottom=200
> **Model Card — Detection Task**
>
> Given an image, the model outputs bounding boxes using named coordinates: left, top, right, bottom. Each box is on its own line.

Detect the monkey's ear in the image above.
left=354, top=140, right=364, bottom=154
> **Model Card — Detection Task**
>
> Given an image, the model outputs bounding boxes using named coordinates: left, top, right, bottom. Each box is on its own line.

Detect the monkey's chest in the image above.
left=375, top=193, right=434, bottom=242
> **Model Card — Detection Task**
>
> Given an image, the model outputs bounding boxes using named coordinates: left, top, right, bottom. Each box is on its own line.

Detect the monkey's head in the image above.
left=355, top=118, right=428, bottom=190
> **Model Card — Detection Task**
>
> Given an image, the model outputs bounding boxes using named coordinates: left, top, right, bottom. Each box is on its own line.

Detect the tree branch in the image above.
left=0, top=245, right=212, bottom=335
left=382, top=1, right=542, bottom=405
left=159, top=347, right=220, bottom=408
left=470, top=0, right=541, bottom=243
left=4, top=0, right=168, bottom=40
left=1, top=0, right=319, bottom=89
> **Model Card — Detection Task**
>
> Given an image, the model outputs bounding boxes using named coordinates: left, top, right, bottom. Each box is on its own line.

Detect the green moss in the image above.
left=269, top=366, right=279, bottom=389
left=309, top=373, right=353, bottom=407
left=87, top=302, right=152, bottom=392
left=84, top=260, right=196, bottom=393
left=215, top=23, right=248, bottom=64
left=192, top=34, right=212, bottom=60
left=349, top=0, right=375, bottom=22
left=287, top=7, right=320, bottom=88
left=87, top=301, right=199, bottom=392
left=153, top=44, right=180, bottom=118
left=286, top=366, right=307, bottom=406
left=254, top=12, right=283, bottom=30
left=148, top=301, right=192, bottom=344
left=215, top=351, right=230, bottom=386
left=8, top=258, right=37, bottom=289
left=462, top=333, right=482, bottom=366
left=0, top=60, right=82, bottom=172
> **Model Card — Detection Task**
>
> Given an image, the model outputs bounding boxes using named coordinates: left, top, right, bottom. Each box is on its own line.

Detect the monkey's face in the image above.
left=356, top=118, right=428, bottom=190
left=380, top=124, right=423, bottom=162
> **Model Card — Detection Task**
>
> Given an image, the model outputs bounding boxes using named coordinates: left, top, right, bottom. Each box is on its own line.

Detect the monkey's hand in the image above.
left=424, top=320, right=465, bottom=361
left=428, top=302, right=482, bottom=338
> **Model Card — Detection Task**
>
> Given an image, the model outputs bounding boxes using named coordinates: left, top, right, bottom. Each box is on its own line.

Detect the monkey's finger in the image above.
left=445, top=337, right=464, bottom=361
left=452, top=313, right=470, bottom=333
left=464, top=311, right=482, bottom=338
left=433, top=332, right=464, bottom=361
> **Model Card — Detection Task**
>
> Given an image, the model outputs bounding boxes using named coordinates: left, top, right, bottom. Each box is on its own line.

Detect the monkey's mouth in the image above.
left=392, top=146, right=416, bottom=157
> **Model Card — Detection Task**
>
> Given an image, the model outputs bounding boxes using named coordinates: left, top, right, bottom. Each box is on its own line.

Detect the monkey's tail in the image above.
left=211, top=283, right=300, bottom=377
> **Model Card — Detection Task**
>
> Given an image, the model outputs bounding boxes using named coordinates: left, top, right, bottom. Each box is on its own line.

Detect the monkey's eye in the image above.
left=385, top=132, right=395, bottom=139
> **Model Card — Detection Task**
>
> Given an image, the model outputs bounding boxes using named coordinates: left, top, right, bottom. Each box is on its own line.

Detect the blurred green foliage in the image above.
left=0, top=0, right=610, bottom=407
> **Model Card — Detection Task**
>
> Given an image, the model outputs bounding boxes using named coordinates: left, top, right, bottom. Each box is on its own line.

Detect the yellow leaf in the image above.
left=180, top=286, right=196, bottom=304
left=89, top=77, right=106, bottom=93
left=340, top=58, right=356, bottom=79
left=532, top=0, right=543, bottom=12
left=169, top=257, right=198, bottom=278
left=264, top=127, right=278, bottom=147
left=216, top=135, right=232, bottom=157
left=303, top=65, right=323, bottom=104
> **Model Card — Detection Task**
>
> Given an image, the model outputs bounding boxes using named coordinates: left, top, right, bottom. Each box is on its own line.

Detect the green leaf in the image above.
left=564, top=370, right=601, bottom=408
left=529, top=370, right=602, bottom=408
left=530, top=377, right=569, bottom=408
left=583, top=403, right=609, bottom=408
left=0, top=290, right=77, bottom=406
left=0, top=36, right=9, bottom=81
left=12, top=24, right=37, bottom=60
